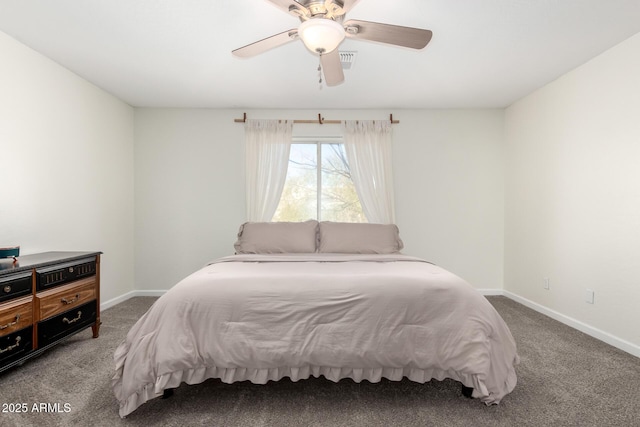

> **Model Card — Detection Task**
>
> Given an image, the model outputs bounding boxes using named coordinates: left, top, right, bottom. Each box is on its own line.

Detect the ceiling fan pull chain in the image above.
left=318, top=56, right=323, bottom=90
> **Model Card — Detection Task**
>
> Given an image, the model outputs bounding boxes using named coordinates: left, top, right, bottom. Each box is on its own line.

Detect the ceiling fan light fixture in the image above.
left=298, top=18, right=345, bottom=54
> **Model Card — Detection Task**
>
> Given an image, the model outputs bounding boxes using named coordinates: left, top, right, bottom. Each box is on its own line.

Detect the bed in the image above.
left=112, top=221, right=519, bottom=417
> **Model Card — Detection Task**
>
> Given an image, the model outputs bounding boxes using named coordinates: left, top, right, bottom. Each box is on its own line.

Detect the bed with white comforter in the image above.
left=112, top=252, right=519, bottom=417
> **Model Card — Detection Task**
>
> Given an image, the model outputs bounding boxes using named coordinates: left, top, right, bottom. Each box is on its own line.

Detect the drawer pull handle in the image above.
left=0, top=314, right=21, bottom=330
left=63, top=311, right=82, bottom=325
left=3, top=285, right=11, bottom=293
left=0, top=336, right=21, bottom=354
left=61, top=294, right=80, bottom=305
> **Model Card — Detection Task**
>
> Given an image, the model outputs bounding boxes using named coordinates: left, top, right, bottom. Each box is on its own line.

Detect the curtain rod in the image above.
left=233, top=113, right=399, bottom=125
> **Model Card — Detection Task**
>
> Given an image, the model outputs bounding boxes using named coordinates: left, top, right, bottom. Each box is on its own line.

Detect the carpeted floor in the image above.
left=1, top=296, right=638, bottom=427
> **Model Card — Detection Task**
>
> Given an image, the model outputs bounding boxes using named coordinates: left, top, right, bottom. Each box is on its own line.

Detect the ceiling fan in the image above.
left=232, top=0, right=433, bottom=86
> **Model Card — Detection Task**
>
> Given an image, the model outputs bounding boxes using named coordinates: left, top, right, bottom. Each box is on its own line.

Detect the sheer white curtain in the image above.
left=342, top=120, right=395, bottom=224
left=245, top=119, right=293, bottom=221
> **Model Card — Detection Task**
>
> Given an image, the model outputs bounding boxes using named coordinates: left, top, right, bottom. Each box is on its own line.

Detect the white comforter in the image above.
left=113, top=254, right=518, bottom=417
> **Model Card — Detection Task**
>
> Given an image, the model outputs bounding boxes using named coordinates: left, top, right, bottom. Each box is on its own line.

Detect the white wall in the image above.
left=134, top=108, right=504, bottom=291
left=134, top=109, right=245, bottom=291
left=394, top=110, right=504, bottom=289
left=0, top=31, right=135, bottom=303
left=504, top=32, right=640, bottom=348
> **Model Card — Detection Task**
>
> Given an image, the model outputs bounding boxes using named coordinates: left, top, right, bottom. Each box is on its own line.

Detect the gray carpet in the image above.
left=1, top=296, right=639, bottom=427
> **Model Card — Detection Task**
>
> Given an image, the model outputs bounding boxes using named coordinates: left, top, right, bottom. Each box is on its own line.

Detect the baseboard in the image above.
left=477, top=288, right=504, bottom=296
left=502, top=290, right=640, bottom=359
left=100, top=290, right=166, bottom=311
left=102, top=288, right=639, bottom=359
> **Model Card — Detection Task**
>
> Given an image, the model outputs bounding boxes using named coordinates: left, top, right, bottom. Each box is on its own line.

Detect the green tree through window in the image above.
left=273, top=142, right=366, bottom=222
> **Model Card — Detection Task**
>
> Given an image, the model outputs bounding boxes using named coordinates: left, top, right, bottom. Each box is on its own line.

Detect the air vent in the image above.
left=339, top=51, right=357, bottom=69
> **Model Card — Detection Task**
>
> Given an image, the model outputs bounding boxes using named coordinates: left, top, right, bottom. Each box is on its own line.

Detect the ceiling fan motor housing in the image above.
left=300, top=0, right=346, bottom=20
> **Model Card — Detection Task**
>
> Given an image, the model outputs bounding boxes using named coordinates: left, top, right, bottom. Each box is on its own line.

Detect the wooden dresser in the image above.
left=0, top=251, right=101, bottom=373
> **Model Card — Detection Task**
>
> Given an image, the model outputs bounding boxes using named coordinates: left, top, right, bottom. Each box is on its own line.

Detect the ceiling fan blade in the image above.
left=320, top=49, right=344, bottom=86
left=343, top=19, right=433, bottom=50
left=232, top=29, right=298, bottom=58
left=265, top=0, right=310, bottom=18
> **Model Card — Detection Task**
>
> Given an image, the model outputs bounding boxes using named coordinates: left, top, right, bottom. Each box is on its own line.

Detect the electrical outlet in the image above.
left=585, top=289, right=595, bottom=304
left=543, top=277, right=550, bottom=290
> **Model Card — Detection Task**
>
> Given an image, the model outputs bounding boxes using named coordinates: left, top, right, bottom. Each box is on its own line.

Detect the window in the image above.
left=272, top=140, right=366, bottom=222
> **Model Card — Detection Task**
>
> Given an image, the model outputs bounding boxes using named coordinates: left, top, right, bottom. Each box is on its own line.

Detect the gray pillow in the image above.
left=234, top=220, right=319, bottom=254
left=318, top=222, right=404, bottom=254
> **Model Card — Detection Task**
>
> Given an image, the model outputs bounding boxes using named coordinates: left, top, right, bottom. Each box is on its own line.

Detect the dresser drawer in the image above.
left=0, top=325, right=33, bottom=366
left=0, top=297, right=33, bottom=338
left=36, top=277, right=96, bottom=321
left=36, top=257, right=97, bottom=291
left=0, top=272, right=32, bottom=304
left=38, top=300, right=96, bottom=348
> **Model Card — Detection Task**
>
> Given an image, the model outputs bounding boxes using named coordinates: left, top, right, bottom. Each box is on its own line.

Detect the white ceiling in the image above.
left=1, top=0, right=639, bottom=109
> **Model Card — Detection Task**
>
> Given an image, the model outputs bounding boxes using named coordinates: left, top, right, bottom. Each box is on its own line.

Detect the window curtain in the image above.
left=245, top=119, right=293, bottom=222
left=342, top=120, right=396, bottom=224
